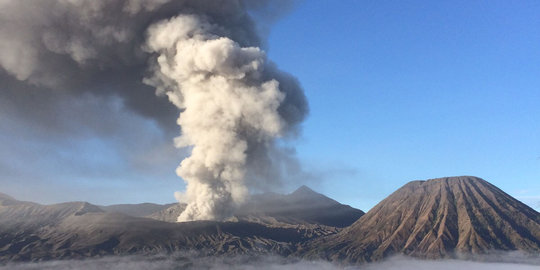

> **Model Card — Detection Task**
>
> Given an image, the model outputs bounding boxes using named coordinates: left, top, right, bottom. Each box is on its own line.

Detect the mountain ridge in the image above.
left=0, top=185, right=363, bottom=262
left=1, top=177, right=538, bottom=264
left=146, top=185, right=364, bottom=229
left=99, top=203, right=176, bottom=217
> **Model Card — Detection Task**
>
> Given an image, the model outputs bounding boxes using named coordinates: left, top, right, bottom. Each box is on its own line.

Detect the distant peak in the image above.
left=290, top=185, right=337, bottom=202
left=291, top=185, right=317, bottom=196
left=74, top=202, right=103, bottom=216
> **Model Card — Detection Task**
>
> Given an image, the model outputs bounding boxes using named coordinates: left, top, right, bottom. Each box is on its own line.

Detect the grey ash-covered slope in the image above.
left=0, top=198, right=310, bottom=262
left=235, top=185, right=364, bottom=228
left=147, top=185, right=364, bottom=229
left=99, top=203, right=176, bottom=218
left=0, top=186, right=363, bottom=262
left=0, top=192, right=104, bottom=228
left=302, top=176, right=540, bottom=262
left=145, top=203, right=186, bottom=222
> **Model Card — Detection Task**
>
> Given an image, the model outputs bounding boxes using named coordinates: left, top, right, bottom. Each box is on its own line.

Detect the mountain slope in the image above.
left=0, top=195, right=103, bottom=229
left=99, top=203, right=176, bottom=217
left=147, top=185, right=364, bottom=229
left=146, top=203, right=186, bottom=222
left=0, top=186, right=362, bottom=262
left=0, top=195, right=313, bottom=262
left=234, top=185, right=364, bottom=228
left=303, top=176, right=540, bottom=262
left=0, top=193, right=15, bottom=202
left=2, top=178, right=538, bottom=263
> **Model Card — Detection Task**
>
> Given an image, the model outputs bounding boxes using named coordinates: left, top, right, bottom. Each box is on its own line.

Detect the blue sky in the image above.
left=266, top=0, right=540, bottom=209
left=1, top=0, right=539, bottom=211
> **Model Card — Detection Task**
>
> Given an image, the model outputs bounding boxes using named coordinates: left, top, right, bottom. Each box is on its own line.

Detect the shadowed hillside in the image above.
left=0, top=186, right=362, bottom=262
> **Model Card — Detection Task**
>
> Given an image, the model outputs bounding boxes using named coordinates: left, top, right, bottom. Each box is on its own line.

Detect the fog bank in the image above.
left=1, top=253, right=539, bottom=270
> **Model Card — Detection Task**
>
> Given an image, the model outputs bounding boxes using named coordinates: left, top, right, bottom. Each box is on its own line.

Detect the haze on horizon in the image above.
left=1, top=253, right=539, bottom=270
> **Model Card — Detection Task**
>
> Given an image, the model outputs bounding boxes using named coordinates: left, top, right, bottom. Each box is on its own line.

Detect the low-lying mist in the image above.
left=1, top=252, right=538, bottom=270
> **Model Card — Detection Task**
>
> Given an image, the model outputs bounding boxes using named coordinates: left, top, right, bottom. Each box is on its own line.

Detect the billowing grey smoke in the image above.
left=0, top=0, right=307, bottom=221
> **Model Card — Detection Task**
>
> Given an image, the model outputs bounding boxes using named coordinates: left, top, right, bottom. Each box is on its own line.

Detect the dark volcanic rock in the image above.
left=302, top=176, right=540, bottom=262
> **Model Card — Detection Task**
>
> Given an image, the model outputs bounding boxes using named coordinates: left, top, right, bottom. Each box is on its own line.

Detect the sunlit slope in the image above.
left=303, top=176, right=540, bottom=262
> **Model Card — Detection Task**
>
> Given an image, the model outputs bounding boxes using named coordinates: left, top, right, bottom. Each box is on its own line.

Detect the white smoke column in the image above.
left=0, top=0, right=307, bottom=219
left=145, top=15, right=286, bottom=221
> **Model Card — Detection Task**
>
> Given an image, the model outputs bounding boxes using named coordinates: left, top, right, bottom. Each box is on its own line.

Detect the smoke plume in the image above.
left=144, top=15, right=294, bottom=221
left=0, top=0, right=307, bottom=221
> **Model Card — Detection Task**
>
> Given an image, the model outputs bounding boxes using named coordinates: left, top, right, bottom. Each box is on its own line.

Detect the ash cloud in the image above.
left=0, top=0, right=308, bottom=219
left=0, top=0, right=278, bottom=131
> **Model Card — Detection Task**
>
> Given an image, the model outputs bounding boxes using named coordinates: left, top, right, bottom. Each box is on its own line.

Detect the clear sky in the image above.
left=1, top=0, right=539, bottom=211
left=265, top=0, right=540, bottom=210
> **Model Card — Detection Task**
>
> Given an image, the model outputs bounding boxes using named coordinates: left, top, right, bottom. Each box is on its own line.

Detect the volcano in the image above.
left=302, top=176, right=540, bottom=262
